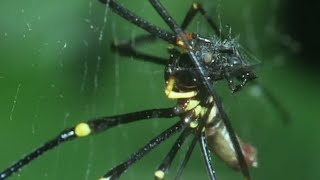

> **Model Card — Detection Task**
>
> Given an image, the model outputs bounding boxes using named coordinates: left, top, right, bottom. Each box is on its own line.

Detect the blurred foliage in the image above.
left=0, top=0, right=319, bottom=180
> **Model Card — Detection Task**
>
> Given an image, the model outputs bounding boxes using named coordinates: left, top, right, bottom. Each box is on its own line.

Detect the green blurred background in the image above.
left=1, top=0, right=319, bottom=179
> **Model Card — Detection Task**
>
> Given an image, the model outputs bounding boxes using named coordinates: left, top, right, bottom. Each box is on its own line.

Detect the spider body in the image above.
left=0, top=1, right=264, bottom=180
left=165, top=33, right=258, bottom=172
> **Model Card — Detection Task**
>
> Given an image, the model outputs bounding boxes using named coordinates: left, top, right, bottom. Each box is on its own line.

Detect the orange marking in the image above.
left=176, top=32, right=193, bottom=49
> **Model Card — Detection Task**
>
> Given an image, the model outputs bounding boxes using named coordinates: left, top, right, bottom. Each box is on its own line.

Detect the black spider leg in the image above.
left=99, top=0, right=178, bottom=66
left=111, top=1, right=225, bottom=67
left=199, top=130, right=217, bottom=180
left=99, top=0, right=176, bottom=44
left=174, top=135, right=198, bottom=180
left=111, top=1, right=225, bottom=66
left=111, top=34, right=167, bottom=66
left=0, top=107, right=178, bottom=180
left=154, top=126, right=192, bottom=180
left=180, top=2, right=223, bottom=38
left=148, top=0, right=250, bottom=179
left=251, top=80, right=291, bottom=123
left=196, top=105, right=218, bottom=180
left=175, top=122, right=206, bottom=180
left=101, top=121, right=184, bottom=179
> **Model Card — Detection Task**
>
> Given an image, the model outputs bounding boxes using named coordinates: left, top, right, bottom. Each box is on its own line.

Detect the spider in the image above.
left=1, top=0, right=288, bottom=179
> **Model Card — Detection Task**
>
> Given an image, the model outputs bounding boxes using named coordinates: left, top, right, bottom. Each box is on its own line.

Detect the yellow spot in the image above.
left=194, top=105, right=203, bottom=117
left=206, top=105, right=217, bottom=124
left=190, top=121, right=198, bottom=128
left=154, top=170, right=165, bottom=180
left=75, top=123, right=91, bottom=137
left=177, top=40, right=184, bottom=47
left=200, top=107, right=208, bottom=117
left=193, top=3, right=199, bottom=9
left=185, top=100, right=200, bottom=110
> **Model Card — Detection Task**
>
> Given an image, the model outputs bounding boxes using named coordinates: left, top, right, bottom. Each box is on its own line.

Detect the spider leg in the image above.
left=180, top=2, right=222, bottom=37
left=111, top=34, right=167, bottom=66
left=0, top=107, right=178, bottom=180
left=154, top=126, right=192, bottom=180
left=109, top=1, right=225, bottom=65
left=174, top=135, right=198, bottom=180
left=99, top=0, right=176, bottom=44
left=199, top=130, right=217, bottom=180
left=100, top=121, right=184, bottom=180
left=149, top=0, right=251, bottom=179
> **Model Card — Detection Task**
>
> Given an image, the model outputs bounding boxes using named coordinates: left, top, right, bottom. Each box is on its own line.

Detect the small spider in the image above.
left=1, top=0, right=291, bottom=179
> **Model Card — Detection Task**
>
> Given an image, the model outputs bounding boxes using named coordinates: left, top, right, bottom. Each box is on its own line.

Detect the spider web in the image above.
left=1, top=0, right=319, bottom=180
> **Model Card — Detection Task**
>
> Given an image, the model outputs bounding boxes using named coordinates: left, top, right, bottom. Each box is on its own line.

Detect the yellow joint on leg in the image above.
left=75, top=123, right=91, bottom=137
left=193, top=3, right=199, bottom=9
left=177, top=40, right=184, bottom=47
left=176, top=40, right=192, bottom=50
left=194, top=105, right=203, bottom=117
left=154, top=170, right=165, bottom=180
left=190, top=121, right=198, bottom=128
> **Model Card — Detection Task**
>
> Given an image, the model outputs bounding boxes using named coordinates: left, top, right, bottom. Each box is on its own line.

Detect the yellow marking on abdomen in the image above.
left=186, top=99, right=200, bottom=110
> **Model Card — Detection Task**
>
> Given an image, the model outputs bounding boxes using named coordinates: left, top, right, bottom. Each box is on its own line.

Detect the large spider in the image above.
left=1, top=0, right=288, bottom=179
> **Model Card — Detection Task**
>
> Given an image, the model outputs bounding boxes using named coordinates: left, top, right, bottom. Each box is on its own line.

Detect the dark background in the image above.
left=1, top=0, right=319, bottom=179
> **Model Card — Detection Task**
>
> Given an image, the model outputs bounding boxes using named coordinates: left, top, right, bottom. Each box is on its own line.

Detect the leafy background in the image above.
left=0, top=0, right=319, bottom=179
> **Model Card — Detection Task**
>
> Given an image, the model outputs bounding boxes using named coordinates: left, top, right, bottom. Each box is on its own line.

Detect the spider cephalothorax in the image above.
left=166, top=33, right=256, bottom=94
